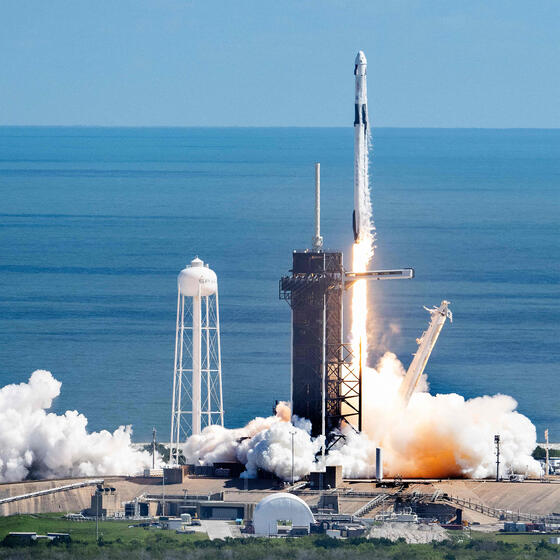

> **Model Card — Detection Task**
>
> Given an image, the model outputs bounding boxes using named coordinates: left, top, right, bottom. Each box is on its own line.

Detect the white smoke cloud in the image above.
left=181, top=353, right=540, bottom=481
left=240, top=418, right=322, bottom=480
left=359, top=352, right=540, bottom=478
left=0, top=370, right=152, bottom=483
left=1, top=364, right=540, bottom=484
left=183, top=403, right=322, bottom=481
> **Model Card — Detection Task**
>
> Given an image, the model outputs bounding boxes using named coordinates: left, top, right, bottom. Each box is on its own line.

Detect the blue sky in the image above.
left=1, top=0, right=558, bottom=127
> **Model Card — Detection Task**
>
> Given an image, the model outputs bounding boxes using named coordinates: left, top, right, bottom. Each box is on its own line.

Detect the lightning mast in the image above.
left=399, top=300, right=452, bottom=404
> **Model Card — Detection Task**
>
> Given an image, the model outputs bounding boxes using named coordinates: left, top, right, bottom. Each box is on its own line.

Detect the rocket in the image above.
left=353, top=50, right=369, bottom=242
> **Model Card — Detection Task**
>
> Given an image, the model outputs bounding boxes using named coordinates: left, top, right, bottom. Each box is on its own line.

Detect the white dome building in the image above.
left=252, top=493, right=315, bottom=536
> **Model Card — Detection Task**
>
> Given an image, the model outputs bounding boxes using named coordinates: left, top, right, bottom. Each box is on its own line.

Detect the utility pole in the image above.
left=291, top=430, right=296, bottom=485
left=162, top=468, right=166, bottom=516
left=494, top=435, right=501, bottom=482
left=545, top=429, right=550, bottom=480
left=152, top=427, right=157, bottom=470
left=95, top=489, right=100, bottom=543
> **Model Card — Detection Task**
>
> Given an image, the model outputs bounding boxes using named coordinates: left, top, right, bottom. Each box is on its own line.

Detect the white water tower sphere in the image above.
left=177, top=258, right=217, bottom=297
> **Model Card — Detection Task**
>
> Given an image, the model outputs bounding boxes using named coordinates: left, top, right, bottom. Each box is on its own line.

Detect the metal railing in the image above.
left=390, top=491, right=559, bottom=525
left=354, top=493, right=389, bottom=517
left=0, top=479, right=104, bottom=505
left=442, top=494, right=559, bottom=524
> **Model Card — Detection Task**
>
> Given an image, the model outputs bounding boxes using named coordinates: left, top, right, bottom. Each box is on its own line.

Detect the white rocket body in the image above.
left=353, top=50, right=369, bottom=242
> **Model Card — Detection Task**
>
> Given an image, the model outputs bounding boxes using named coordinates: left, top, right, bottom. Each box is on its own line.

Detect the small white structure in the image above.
left=253, top=493, right=315, bottom=536
left=170, top=257, right=224, bottom=464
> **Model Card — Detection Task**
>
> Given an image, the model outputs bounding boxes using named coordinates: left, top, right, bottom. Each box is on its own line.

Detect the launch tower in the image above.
left=281, top=52, right=414, bottom=447
left=280, top=166, right=413, bottom=441
left=280, top=165, right=358, bottom=439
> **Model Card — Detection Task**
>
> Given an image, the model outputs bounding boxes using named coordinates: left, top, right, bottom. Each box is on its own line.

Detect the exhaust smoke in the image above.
left=0, top=370, right=153, bottom=483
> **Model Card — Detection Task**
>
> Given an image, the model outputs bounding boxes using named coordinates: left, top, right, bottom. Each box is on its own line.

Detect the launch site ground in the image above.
left=1, top=475, right=560, bottom=560
left=1, top=475, right=559, bottom=526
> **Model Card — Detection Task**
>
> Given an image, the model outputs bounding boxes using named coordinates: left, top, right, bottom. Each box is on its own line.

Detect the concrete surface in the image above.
left=201, top=520, right=234, bottom=540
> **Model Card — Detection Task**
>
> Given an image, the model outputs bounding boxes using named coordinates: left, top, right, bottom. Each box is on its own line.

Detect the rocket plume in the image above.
left=0, top=363, right=538, bottom=483
left=180, top=369, right=540, bottom=480
left=344, top=49, right=540, bottom=479
left=354, top=353, right=540, bottom=478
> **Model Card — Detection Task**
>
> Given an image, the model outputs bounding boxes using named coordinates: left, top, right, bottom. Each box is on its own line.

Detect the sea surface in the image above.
left=0, top=127, right=558, bottom=442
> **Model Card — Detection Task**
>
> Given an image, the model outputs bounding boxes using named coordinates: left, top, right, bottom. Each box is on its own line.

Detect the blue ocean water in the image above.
left=0, top=127, right=558, bottom=442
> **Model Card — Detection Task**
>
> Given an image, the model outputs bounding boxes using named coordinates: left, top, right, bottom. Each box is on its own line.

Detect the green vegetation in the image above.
left=0, top=513, right=206, bottom=548
left=532, top=446, right=560, bottom=460
left=0, top=515, right=559, bottom=559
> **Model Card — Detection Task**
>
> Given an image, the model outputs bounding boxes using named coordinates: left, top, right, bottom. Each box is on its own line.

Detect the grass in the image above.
left=0, top=514, right=558, bottom=559
left=468, top=528, right=560, bottom=545
left=0, top=513, right=207, bottom=546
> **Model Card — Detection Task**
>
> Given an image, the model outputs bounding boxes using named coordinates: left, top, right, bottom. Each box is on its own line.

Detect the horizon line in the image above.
left=0, top=125, right=559, bottom=130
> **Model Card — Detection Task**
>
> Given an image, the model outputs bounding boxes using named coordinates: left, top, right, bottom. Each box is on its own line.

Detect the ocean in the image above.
left=0, top=127, right=558, bottom=442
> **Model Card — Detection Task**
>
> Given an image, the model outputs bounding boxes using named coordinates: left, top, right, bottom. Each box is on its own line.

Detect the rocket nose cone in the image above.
left=355, top=51, right=367, bottom=65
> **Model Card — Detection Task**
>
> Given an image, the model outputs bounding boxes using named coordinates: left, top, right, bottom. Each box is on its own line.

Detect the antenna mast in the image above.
left=312, top=163, right=323, bottom=251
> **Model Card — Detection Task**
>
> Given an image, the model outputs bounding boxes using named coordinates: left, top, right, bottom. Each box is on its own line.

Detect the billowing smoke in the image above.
left=349, top=352, right=540, bottom=478
left=181, top=354, right=540, bottom=480
left=0, top=370, right=153, bottom=483
left=183, top=403, right=323, bottom=481
left=1, top=364, right=539, bottom=483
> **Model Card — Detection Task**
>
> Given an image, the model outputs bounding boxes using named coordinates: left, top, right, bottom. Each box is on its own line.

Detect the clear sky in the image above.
left=1, top=0, right=558, bottom=127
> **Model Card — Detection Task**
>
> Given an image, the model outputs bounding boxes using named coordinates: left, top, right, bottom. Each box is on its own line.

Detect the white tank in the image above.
left=177, top=257, right=217, bottom=297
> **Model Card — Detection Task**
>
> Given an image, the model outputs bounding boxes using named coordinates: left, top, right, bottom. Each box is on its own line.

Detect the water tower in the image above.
left=169, top=257, right=224, bottom=464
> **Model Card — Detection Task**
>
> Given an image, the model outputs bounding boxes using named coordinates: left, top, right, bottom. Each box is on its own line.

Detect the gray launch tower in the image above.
left=280, top=165, right=360, bottom=440
left=280, top=250, right=360, bottom=438
left=280, top=164, right=414, bottom=442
